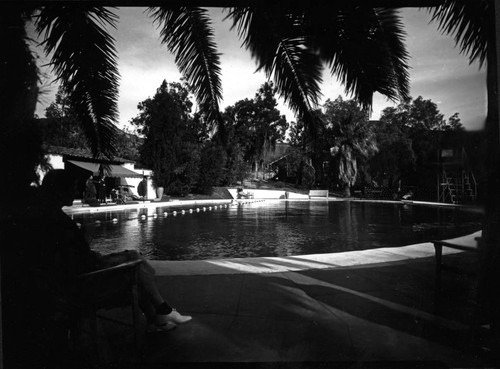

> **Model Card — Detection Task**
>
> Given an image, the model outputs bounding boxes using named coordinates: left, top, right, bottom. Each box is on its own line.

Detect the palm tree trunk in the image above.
left=479, top=0, right=500, bottom=360
left=1, top=8, right=40, bottom=195
left=342, top=186, right=351, bottom=197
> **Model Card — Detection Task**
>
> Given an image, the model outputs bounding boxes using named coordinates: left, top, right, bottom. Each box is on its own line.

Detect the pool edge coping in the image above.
left=150, top=230, right=482, bottom=276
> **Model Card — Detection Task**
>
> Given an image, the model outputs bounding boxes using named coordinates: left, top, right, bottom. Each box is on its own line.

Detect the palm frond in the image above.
left=274, top=37, right=323, bottom=116
left=305, top=6, right=410, bottom=109
left=226, top=7, right=284, bottom=72
left=227, top=7, right=323, bottom=128
left=149, top=7, right=223, bottom=132
left=430, top=0, right=489, bottom=68
left=35, top=5, right=120, bottom=159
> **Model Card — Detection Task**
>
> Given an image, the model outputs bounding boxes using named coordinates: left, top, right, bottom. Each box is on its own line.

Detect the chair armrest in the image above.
left=77, top=259, right=143, bottom=281
left=74, top=259, right=143, bottom=310
left=431, top=240, right=478, bottom=252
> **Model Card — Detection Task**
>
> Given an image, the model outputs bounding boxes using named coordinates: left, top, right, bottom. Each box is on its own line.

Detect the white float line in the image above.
left=74, top=200, right=264, bottom=227
left=81, top=202, right=238, bottom=225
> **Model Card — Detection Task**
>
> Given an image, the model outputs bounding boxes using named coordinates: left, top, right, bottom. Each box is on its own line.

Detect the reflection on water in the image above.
left=74, top=201, right=483, bottom=261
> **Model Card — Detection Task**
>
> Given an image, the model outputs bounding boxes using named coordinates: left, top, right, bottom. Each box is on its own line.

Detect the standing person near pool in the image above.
left=97, top=173, right=107, bottom=203
left=138, top=175, right=148, bottom=200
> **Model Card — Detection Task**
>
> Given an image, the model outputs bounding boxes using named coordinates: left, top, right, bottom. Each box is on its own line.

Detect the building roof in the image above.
left=44, top=145, right=135, bottom=164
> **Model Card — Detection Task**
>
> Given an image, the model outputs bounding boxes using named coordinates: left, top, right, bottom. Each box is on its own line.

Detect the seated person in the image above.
left=110, top=188, right=119, bottom=202
left=117, top=186, right=141, bottom=203
left=236, top=187, right=252, bottom=199
left=402, top=190, right=414, bottom=200
left=117, top=186, right=130, bottom=203
left=39, top=170, right=192, bottom=332
left=125, top=187, right=142, bottom=201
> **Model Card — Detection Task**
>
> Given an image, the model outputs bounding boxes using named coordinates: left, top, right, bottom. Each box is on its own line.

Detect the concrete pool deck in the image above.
left=85, top=230, right=495, bottom=369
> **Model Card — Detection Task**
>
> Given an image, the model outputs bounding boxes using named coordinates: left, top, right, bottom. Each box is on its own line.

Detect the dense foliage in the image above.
left=42, top=86, right=142, bottom=161
left=322, top=97, right=378, bottom=196
left=282, top=95, right=466, bottom=198
left=130, top=80, right=201, bottom=196
left=42, top=87, right=87, bottom=149
left=129, top=80, right=290, bottom=194
left=41, top=81, right=469, bottom=202
left=222, top=82, right=288, bottom=180
left=373, top=96, right=465, bottom=198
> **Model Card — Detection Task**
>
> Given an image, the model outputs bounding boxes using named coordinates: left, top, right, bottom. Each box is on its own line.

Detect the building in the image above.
left=436, top=131, right=483, bottom=204
left=40, top=145, right=155, bottom=201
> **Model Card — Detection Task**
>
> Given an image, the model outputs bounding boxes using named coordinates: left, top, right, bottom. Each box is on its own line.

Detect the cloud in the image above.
left=117, top=64, right=182, bottom=127
left=400, top=8, right=486, bottom=130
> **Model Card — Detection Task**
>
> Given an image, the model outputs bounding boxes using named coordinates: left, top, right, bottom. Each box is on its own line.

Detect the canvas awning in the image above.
left=67, top=160, right=143, bottom=178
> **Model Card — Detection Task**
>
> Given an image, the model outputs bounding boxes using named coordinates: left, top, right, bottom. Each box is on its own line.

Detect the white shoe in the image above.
left=147, top=321, right=176, bottom=333
left=157, top=308, right=192, bottom=325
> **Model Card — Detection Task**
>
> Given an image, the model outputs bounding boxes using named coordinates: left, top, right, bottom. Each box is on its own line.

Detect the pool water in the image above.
left=75, top=201, right=483, bottom=261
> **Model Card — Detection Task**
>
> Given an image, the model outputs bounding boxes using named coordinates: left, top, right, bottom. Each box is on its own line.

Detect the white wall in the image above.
left=36, top=154, right=65, bottom=184
left=121, top=166, right=156, bottom=199
left=228, top=188, right=309, bottom=199
left=48, top=154, right=65, bottom=169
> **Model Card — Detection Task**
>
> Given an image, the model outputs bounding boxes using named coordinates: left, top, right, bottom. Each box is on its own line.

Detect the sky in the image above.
left=34, top=7, right=487, bottom=131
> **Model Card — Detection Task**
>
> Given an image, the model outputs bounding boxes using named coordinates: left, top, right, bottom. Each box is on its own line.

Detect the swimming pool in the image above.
left=75, top=200, right=482, bottom=261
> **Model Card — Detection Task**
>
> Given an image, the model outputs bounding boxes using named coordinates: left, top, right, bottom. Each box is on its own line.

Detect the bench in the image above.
left=309, top=189, right=329, bottom=199
left=431, top=235, right=480, bottom=311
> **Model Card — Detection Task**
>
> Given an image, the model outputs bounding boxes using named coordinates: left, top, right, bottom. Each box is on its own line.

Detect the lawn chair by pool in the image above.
left=309, top=189, right=329, bottom=199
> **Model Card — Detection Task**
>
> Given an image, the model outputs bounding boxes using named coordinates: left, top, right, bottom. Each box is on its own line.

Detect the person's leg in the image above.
left=137, top=254, right=167, bottom=307
left=137, top=255, right=192, bottom=325
left=138, top=284, right=176, bottom=332
left=98, top=250, right=192, bottom=326
left=98, top=250, right=164, bottom=304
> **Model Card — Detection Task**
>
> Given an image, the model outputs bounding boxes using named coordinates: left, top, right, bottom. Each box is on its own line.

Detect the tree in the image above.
left=223, top=82, right=288, bottom=178
left=228, top=6, right=410, bottom=133
left=113, top=127, right=142, bottom=162
left=443, top=112, right=465, bottom=131
left=378, top=96, right=462, bottom=198
left=288, top=119, right=305, bottom=148
left=131, top=80, right=200, bottom=196
left=222, top=143, right=250, bottom=187
left=196, top=142, right=227, bottom=194
left=368, top=118, right=416, bottom=192
left=323, top=96, right=378, bottom=196
left=278, top=147, right=316, bottom=188
left=250, top=82, right=289, bottom=174
left=41, top=86, right=142, bottom=161
left=42, top=86, right=88, bottom=149
left=1, top=7, right=44, bottom=194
